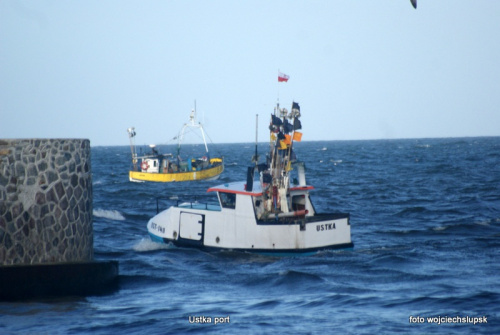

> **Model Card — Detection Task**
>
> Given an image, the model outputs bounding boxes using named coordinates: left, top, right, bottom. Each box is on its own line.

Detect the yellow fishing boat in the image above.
left=127, top=109, right=224, bottom=183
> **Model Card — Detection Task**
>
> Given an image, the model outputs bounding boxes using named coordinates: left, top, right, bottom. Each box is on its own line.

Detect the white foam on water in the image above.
left=93, top=208, right=126, bottom=221
left=133, top=237, right=172, bottom=252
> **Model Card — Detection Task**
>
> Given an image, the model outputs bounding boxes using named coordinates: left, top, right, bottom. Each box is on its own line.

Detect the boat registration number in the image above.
left=151, top=222, right=165, bottom=234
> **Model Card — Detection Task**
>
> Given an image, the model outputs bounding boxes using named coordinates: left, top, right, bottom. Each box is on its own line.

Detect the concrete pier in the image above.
left=0, top=139, right=118, bottom=300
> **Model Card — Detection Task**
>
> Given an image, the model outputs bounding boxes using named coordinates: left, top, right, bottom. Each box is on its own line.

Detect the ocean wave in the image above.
left=395, top=206, right=427, bottom=217
left=118, top=274, right=172, bottom=287
left=248, top=299, right=282, bottom=310
left=275, top=269, right=324, bottom=285
left=93, top=208, right=125, bottom=221
left=133, top=237, right=173, bottom=252
left=400, top=290, right=499, bottom=311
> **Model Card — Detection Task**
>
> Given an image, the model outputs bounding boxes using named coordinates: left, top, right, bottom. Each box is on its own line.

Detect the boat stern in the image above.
left=303, top=214, right=352, bottom=250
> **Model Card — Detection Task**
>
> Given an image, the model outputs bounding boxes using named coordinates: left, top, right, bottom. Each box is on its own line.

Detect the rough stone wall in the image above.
left=0, top=139, right=93, bottom=265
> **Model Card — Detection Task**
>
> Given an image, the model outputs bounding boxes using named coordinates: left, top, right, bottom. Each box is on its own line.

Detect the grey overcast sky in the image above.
left=1, top=1, right=499, bottom=146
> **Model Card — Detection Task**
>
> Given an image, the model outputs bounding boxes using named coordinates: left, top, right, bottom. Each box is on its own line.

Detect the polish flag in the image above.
left=278, top=72, right=289, bottom=82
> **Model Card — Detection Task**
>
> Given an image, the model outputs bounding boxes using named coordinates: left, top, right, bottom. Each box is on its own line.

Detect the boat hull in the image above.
left=129, top=163, right=224, bottom=183
left=147, top=205, right=353, bottom=255
left=150, top=233, right=353, bottom=256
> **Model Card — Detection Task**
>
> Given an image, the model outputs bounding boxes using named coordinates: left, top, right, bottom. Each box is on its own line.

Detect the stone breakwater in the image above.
left=0, top=139, right=93, bottom=265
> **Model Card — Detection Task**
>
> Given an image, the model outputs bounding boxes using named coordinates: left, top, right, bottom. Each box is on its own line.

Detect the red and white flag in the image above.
left=278, top=72, right=289, bottom=82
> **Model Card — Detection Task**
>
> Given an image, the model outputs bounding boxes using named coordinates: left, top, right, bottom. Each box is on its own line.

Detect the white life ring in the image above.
left=141, top=161, right=149, bottom=170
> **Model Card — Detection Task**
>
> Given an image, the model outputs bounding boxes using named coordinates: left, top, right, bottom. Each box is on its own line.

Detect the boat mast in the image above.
left=194, top=105, right=209, bottom=154
left=127, top=127, right=137, bottom=170
left=252, top=114, right=259, bottom=165
left=198, top=125, right=209, bottom=154
left=177, top=107, right=210, bottom=156
left=267, top=101, right=301, bottom=214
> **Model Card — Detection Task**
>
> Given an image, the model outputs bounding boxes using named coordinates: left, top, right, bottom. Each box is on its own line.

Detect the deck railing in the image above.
left=155, top=195, right=220, bottom=214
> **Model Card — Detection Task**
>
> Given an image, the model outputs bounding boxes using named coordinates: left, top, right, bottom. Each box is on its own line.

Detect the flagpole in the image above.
left=277, top=69, right=280, bottom=103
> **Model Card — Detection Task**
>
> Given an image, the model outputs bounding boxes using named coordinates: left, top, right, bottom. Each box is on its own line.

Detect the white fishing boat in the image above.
left=147, top=102, right=353, bottom=254
left=127, top=109, right=224, bottom=183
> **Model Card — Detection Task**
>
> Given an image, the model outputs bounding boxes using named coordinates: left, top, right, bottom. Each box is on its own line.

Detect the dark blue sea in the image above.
left=1, top=137, right=499, bottom=334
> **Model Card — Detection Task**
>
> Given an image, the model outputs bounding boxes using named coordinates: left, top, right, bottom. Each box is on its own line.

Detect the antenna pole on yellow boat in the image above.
left=127, top=127, right=137, bottom=170
left=191, top=102, right=209, bottom=153
left=197, top=117, right=209, bottom=154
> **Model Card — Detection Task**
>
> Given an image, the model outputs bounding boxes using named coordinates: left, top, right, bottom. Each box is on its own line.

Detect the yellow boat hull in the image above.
left=129, top=162, right=224, bottom=183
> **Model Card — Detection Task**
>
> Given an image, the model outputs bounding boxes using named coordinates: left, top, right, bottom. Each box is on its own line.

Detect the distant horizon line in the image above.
left=91, top=135, right=499, bottom=147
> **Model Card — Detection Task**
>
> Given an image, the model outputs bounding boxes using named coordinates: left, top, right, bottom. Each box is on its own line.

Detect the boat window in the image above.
left=219, top=192, right=236, bottom=209
left=291, top=194, right=306, bottom=211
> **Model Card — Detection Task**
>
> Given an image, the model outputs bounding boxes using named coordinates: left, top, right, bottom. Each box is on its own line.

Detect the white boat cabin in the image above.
left=141, top=158, right=160, bottom=173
